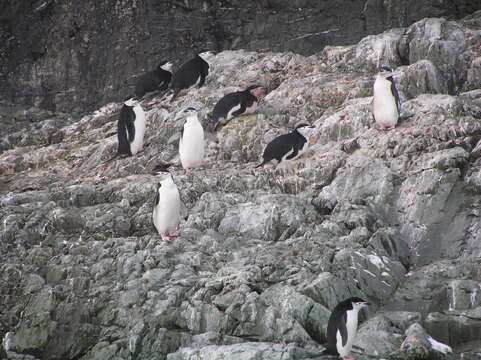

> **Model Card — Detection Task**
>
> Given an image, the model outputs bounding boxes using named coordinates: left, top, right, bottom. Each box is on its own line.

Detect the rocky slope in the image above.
left=1, top=0, right=481, bottom=114
left=1, top=11, right=481, bottom=360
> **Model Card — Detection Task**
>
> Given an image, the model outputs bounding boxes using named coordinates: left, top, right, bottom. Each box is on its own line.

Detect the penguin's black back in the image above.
left=135, top=64, right=172, bottom=98
left=386, top=76, right=401, bottom=114
left=117, top=104, right=136, bottom=156
left=325, top=297, right=365, bottom=355
left=171, top=55, right=209, bottom=90
left=212, top=91, right=244, bottom=120
left=258, top=131, right=307, bottom=166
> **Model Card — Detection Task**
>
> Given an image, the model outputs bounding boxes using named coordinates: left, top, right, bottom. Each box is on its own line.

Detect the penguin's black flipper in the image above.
left=119, top=105, right=136, bottom=143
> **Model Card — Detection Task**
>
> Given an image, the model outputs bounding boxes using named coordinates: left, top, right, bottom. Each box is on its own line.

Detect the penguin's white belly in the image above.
left=373, top=79, right=398, bottom=127
left=226, top=104, right=241, bottom=120
left=245, top=101, right=258, bottom=114
left=130, top=106, right=146, bottom=155
left=153, top=190, right=181, bottom=235
left=180, top=124, right=204, bottom=168
left=337, top=309, right=359, bottom=357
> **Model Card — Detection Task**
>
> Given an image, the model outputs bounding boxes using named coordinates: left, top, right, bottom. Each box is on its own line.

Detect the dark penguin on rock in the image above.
left=212, top=85, right=265, bottom=131
left=256, top=123, right=315, bottom=169
left=116, top=98, right=146, bottom=156
left=324, top=297, right=369, bottom=360
left=373, top=65, right=401, bottom=131
left=170, top=51, right=213, bottom=103
left=135, top=61, right=173, bottom=98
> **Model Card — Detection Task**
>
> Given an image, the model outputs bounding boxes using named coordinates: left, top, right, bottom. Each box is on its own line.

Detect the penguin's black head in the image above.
left=346, top=297, right=369, bottom=310
left=294, top=123, right=315, bottom=139
left=197, top=50, right=215, bottom=61
left=246, top=85, right=263, bottom=91
left=295, top=123, right=312, bottom=130
left=380, top=65, right=393, bottom=72
left=124, top=98, right=138, bottom=107
left=246, top=85, right=265, bottom=99
left=159, top=61, right=173, bottom=72
left=182, top=107, right=198, bottom=118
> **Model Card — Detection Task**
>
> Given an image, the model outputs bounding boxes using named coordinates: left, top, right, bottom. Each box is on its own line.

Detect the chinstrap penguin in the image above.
left=135, top=61, right=173, bottom=98
left=170, top=51, right=213, bottom=102
left=325, top=297, right=369, bottom=360
left=179, top=107, right=205, bottom=171
left=372, top=65, right=401, bottom=131
left=152, top=173, right=181, bottom=242
left=256, top=123, right=315, bottom=169
left=116, top=98, right=146, bottom=156
left=212, top=85, right=265, bottom=131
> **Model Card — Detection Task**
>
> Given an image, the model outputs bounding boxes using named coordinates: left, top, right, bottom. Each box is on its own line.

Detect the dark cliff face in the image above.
left=0, top=0, right=480, bottom=114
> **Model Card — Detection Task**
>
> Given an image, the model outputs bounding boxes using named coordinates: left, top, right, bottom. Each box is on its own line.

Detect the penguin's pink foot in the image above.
left=169, top=231, right=180, bottom=237
left=161, top=234, right=172, bottom=242
left=342, top=357, right=355, bottom=360
left=377, top=124, right=394, bottom=131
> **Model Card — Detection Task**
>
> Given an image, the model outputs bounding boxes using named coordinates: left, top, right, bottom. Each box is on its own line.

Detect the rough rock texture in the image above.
left=1, top=11, right=481, bottom=360
left=1, top=0, right=481, bottom=114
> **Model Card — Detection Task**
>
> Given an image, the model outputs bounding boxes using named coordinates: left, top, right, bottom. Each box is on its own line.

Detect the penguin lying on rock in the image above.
left=212, top=85, right=265, bottom=131
left=135, top=61, right=173, bottom=98
left=256, top=123, right=315, bottom=170
left=170, top=51, right=213, bottom=103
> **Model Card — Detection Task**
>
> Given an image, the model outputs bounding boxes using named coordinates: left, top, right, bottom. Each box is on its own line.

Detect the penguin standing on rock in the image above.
left=325, top=297, right=369, bottom=360
left=212, top=85, right=265, bottom=131
left=372, top=66, right=400, bottom=131
left=170, top=51, right=213, bottom=102
left=116, top=98, right=146, bottom=156
left=179, top=107, right=205, bottom=171
left=135, top=61, right=173, bottom=98
left=152, top=173, right=181, bottom=242
left=256, top=123, right=315, bottom=169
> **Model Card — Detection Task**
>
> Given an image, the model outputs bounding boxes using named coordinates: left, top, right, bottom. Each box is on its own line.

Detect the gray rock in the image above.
left=167, top=342, right=322, bottom=360
left=2, top=11, right=481, bottom=360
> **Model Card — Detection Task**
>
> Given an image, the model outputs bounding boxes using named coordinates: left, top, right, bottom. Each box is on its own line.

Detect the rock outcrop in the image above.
left=1, top=10, right=481, bottom=360
left=1, top=0, right=480, bottom=113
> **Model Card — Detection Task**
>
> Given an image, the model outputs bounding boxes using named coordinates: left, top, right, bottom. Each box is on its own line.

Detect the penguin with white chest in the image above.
left=152, top=173, right=181, bottom=242
left=372, top=66, right=401, bottom=131
left=179, top=107, right=205, bottom=171
left=116, top=98, right=146, bottom=156
left=170, top=51, right=213, bottom=102
left=256, top=123, right=315, bottom=169
left=325, top=297, right=369, bottom=360
left=135, top=61, right=173, bottom=98
left=212, top=85, right=265, bottom=131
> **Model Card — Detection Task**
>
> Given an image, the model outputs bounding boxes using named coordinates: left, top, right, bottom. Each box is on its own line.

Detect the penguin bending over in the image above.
left=179, top=107, right=205, bottom=171
left=152, top=173, right=181, bottom=242
left=135, top=61, right=173, bottom=98
left=117, top=98, right=146, bottom=156
left=325, top=297, right=369, bottom=360
left=373, top=66, right=400, bottom=131
left=170, top=51, right=212, bottom=102
left=212, top=85, right=265, bottom=131
left=256, top=123, right=314, bottom=169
